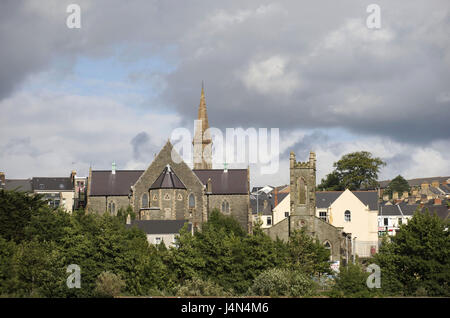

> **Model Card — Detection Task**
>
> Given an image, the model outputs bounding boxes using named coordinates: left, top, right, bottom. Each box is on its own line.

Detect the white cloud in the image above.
left=241, top=55, right=301, bottom=95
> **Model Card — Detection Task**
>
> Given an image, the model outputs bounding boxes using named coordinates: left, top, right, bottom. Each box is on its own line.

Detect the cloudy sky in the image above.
left=0, top=0, right=449, bottom=187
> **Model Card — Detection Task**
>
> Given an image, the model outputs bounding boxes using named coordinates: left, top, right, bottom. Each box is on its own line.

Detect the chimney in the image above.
left=434, top=198, right=442, bottom=205
left=274, top=187, right=278, bottom=206
left=112, top=162, right=116, bottom=175
left=70, top=170, right=76, bottom=183
left=0, top=172, right=5, bottom=186
left=431, top=180, right=440, bottom=188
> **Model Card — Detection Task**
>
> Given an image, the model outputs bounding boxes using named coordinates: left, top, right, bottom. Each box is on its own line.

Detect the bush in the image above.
left=175, top=276, right=231, bottom=296
left=94, top=271, right=126, bottom=298
left=328, top=263, right=377, bottom=298
left=248, top=268, right=315, bottom=297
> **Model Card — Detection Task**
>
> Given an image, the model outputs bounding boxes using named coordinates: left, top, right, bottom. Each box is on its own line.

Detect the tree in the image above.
left=175, top=276, right=231, bottom=296
left=383, top=175, right=410, bottom=198
left=286, top=229, right=331, bottom=276
left=328, top=263, right=377, bottom=298
left=248, top=268, right=315, bottom=297
left=94, top=271, right=126, bottom=298
left=373, top=209, right=450, bottom=296
left=319, top=151, right=386, bottom=190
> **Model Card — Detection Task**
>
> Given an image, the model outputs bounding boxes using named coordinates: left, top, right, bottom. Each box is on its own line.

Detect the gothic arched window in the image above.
left=344, top=210, right=351, bottom=222
left=109, top=202, right=116, bottom=215
left=222, top=200, right=230, bottom=213
left=141, top=193, right=149, bottom=209
left=298, top=177, right=306, bottom=204
left=189, top=193, right=195, bottom=208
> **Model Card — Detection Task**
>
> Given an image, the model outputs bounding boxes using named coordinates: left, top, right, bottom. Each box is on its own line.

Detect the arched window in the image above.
left=344, top=210, right=351, bottom=222
left=298, top=177, right=306, bottom=204
left=323, top=241, right=332, bottom=261
left=141, top=193, right=149, bottom=209
left=109, top=202, right=116, bottom=215
left=222, top=200, right=230, bottom=213
left=189, top=193, right=195, bottom=208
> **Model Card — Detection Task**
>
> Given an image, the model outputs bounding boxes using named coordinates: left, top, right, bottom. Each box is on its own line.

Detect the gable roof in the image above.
left=316, top=190, right=378, bottom=210
left=90, top=170, right=144, bottom=196
left=193, top=169, right=248, bottom=194
left=31, top=177, right=73, bottom=191
left=2, top=179, right=32, bottom=192
left=126, top=220, right=191, bottom=235
left=379, top=202, right=449, bottom=220
left=149, top=165, right=186, bottom=190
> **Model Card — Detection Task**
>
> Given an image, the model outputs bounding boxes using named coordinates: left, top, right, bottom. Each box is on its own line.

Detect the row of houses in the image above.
left=250, top=184, right=449, bottom=258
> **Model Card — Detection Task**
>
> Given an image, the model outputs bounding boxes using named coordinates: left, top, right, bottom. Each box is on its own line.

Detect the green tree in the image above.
left=328, top=263, right=377, bottom=298
left=383, top=175, right=410, bottom=198
left=175, top=276, right=231, bottom=296
left=373, top=209, right=450, bottom=296
left=248, top=268, right=315, bottom=297
left=94, top=271, right=126, bottom=298
left=319, top=151, right=386, bottom=190
left=286, top=229, right=331, bottom=276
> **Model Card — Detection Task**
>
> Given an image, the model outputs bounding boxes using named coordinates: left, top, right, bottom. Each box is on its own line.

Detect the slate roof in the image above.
left=89, top=170, right=144, bottom=196
left=2, top=179, right=32, bottom=192
left=316, top=191, right=379, bottom=210
left=250, top=189, right=289, bottom=215
left=379, top=202, right=449, bottom=220
left=379, top=176, right=450, bottom=188
left=149, top=165, right=186, bottom=190
left=193, top=169, right=248, bottom=195
left=126, top=220, right=191, bottom=235
left=31, top=177, right=73, bottom=191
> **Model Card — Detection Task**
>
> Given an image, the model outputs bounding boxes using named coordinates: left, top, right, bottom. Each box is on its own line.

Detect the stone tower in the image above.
left=289, top=151, right=317, bottom=233
left=193, top=84, right=213, bottom=169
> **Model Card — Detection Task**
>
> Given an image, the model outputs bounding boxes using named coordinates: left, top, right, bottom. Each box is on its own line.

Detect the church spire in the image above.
left=193, top=83, right=212, bottom=170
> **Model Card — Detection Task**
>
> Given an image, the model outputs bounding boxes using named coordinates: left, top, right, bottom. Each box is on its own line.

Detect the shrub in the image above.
left=175, top=276, right=231, bottom=296
left=94, top=271, right=126, bottom=298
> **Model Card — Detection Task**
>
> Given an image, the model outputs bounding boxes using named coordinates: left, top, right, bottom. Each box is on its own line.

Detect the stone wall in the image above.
left=88, top=195, right=130, bottom=215
left=208, top=194, right=249, bottom=231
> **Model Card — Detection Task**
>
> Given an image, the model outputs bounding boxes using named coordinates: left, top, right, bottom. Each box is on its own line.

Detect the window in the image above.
left=384, top=218, right=388, bottom=226
left=398, top=218, right=402, bottom=225
left=267, top=216, right=272, bottom=226
left=141, top=193, right=149, bottom=209
left=319, top=211, right=327, bottom=222
left=155, top=237, right=162, bottom=245
left=221, top=200, right=230, bottom=213
left=298, top=177, right=306, bottom=204
left=344, top=210, right=351, bottom=222
left=189, top=194, right=195, bottom=208
left=164, top=193, right=171, bottom=200
left=285, top=212, right=289, bottom=218
left=109, top=202, right=116, bottom=215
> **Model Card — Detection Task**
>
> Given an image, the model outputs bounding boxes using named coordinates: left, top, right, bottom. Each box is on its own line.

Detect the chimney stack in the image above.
left=274, top=187, right=278, bottom=206
left=112, top=162, right=116, bottom=175
left=0, top=172, right=5, bottom=187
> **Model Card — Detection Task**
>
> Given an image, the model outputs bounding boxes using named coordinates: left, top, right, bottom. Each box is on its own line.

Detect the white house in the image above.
left=315, top=189, right=379, bottom=258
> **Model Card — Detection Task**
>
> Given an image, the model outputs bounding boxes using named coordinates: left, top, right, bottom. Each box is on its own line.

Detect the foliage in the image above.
left=93, top=271, right=126, bottom=298
left=328, top=263, right=378, bottom=298
left=318, top=151, right=386, bottom=190
left=248, top=268, right=315, bottom=297
left=175, top=276, right=231, bottom=296
left=373, top=209, right=450, bottom=296
left=383, top=175, right=410, bottom=198
left=286, top=229, right=331, bottom=276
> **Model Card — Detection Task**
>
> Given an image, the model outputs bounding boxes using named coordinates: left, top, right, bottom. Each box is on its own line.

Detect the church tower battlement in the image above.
left=193, top=84, right=213, bottom=170
left=290, top=151, right=316, bottom=218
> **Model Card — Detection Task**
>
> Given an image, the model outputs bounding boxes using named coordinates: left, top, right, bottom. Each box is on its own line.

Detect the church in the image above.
left=86, top=87, right=252, bottom=233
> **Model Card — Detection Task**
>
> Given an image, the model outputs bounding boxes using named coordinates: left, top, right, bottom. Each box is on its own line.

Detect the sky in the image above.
left=0, top=0, right=449, bottom=187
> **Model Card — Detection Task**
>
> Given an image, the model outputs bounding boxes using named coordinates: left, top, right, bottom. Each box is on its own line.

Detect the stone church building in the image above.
left=264, top=151, right=351, bottom=262
left=86, top=87, right=252, bottom=233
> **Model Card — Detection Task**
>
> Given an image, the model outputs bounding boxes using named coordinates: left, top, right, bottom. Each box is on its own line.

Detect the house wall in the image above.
left=208, top=194, right=249, bottom=231
left=273, top=194, right=290, bottom=225
left=88, top=195, right=130, bottom=215
left=146, top=234, right=177, bottom=247
left=324, top=189, right=378, bottom=257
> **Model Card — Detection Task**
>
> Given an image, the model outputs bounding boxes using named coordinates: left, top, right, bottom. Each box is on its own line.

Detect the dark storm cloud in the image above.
left=0, top=0, right=449, bottom=146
